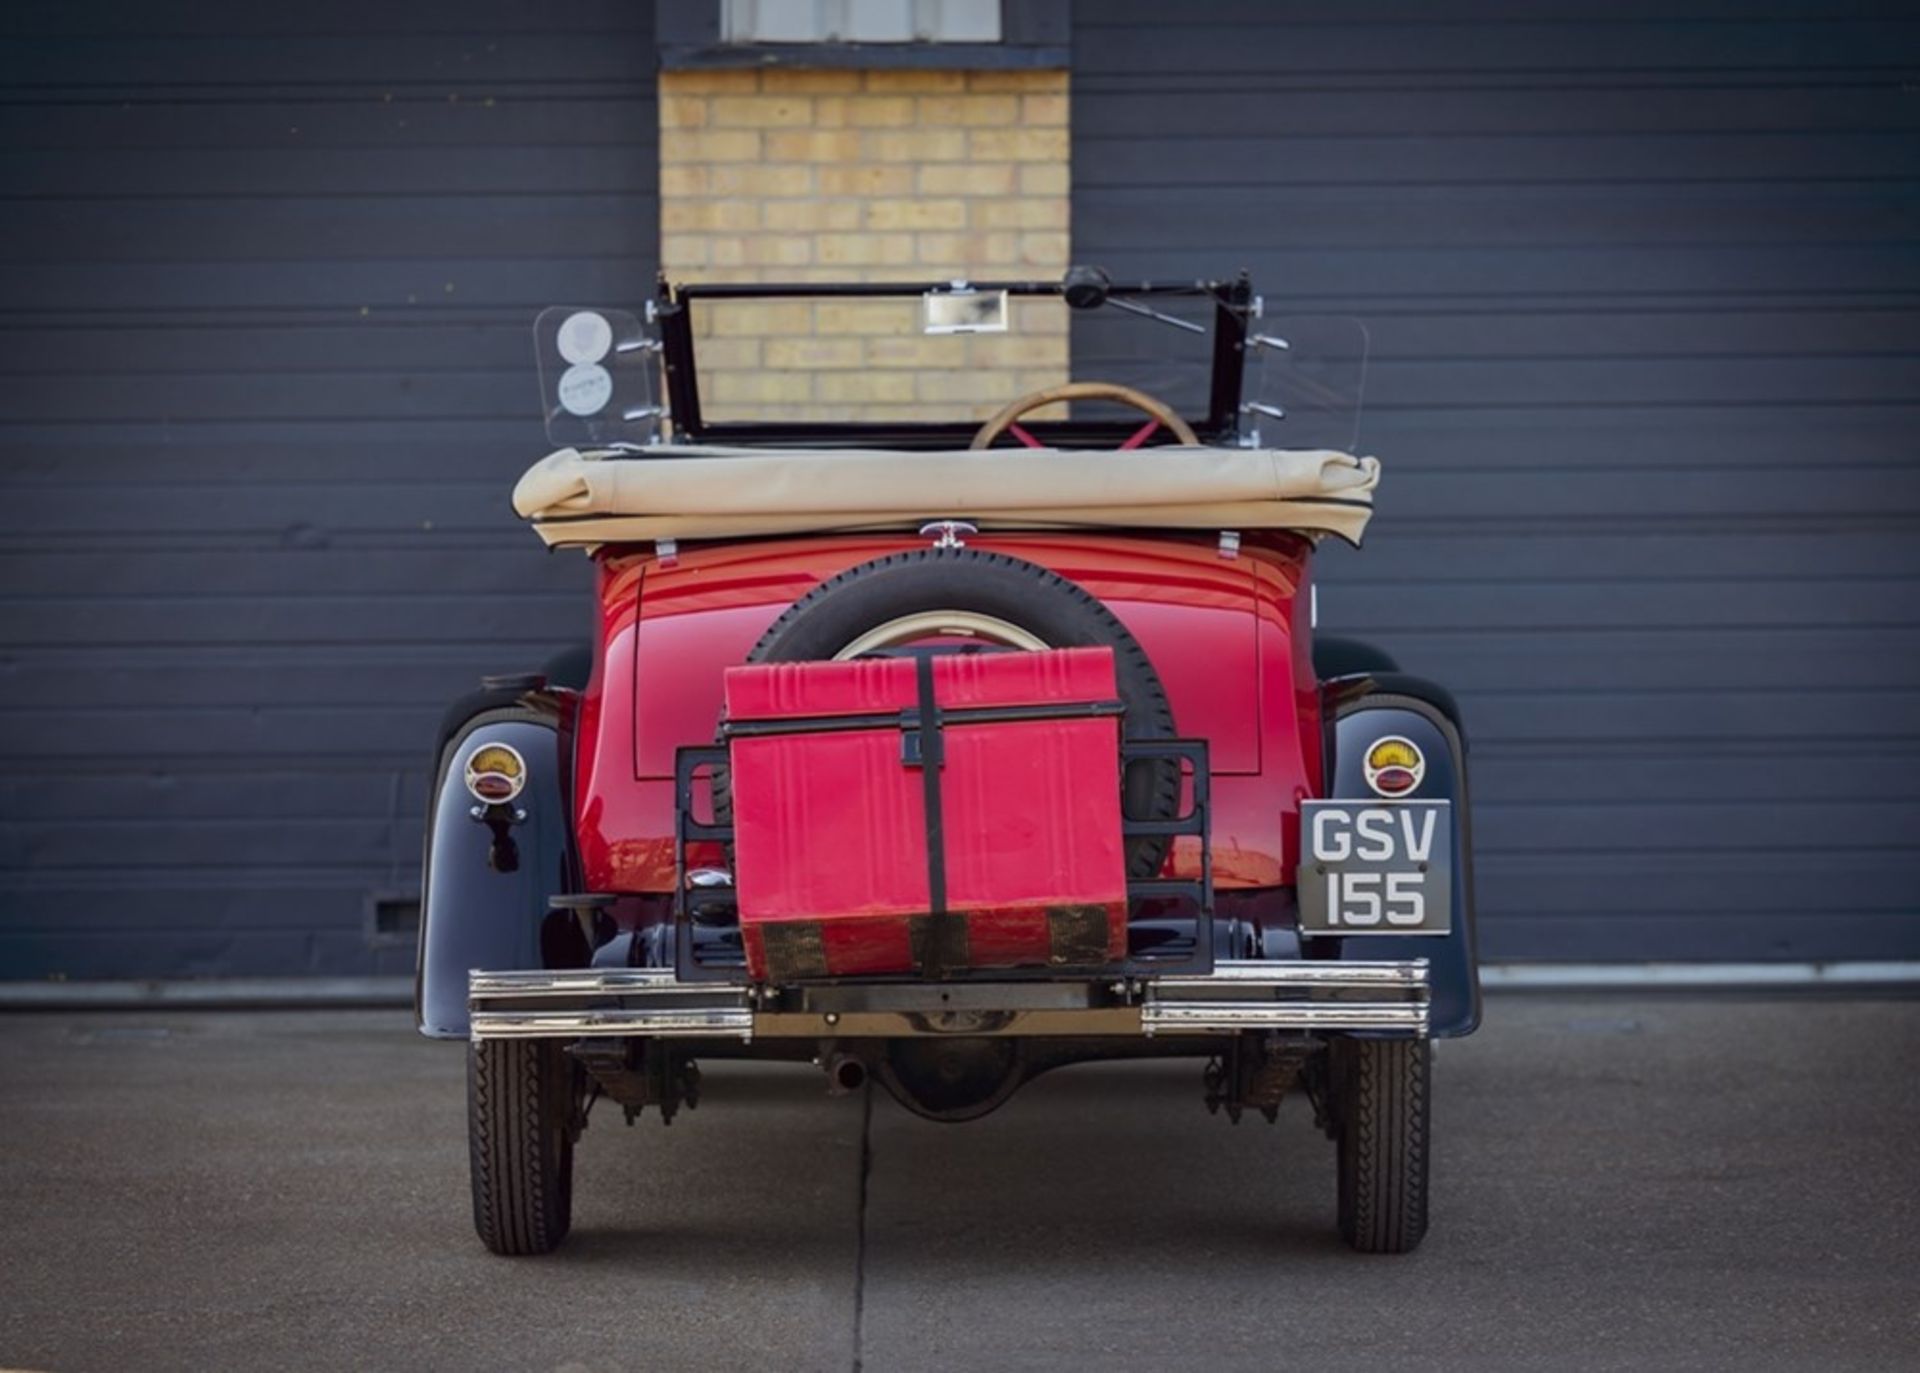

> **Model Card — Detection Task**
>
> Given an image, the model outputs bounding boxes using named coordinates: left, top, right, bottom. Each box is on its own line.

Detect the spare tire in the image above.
left=746, top=549, right=1181, bottom=881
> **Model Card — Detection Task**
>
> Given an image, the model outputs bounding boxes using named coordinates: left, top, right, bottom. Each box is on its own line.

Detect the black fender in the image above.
left=1312, top=635, right=1400, bottom=679
left=415, top=705, right=580, bottom=1039
left=1323, top=681, right=1482, bottom=1037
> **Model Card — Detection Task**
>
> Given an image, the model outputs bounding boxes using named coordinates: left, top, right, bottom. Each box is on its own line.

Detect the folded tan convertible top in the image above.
left=512, top=444, right=1379, bottom=547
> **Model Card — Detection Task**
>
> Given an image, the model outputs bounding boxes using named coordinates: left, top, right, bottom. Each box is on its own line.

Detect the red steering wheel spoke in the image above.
left=969, top=381, right=1199, bottom=451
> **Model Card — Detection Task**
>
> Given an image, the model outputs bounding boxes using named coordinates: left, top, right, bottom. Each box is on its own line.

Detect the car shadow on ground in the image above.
left=558, top=1059, right=1361, bottom=1270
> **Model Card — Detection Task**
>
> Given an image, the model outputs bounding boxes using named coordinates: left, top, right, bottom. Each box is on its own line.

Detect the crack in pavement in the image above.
left=851, top=1080, right=874, bottom=1373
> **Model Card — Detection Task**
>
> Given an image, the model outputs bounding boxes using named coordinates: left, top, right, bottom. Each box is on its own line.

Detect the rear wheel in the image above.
left=1332, top=1036, right=1430, bottom=1254
left=468, top=1038, right=579, bottom=1256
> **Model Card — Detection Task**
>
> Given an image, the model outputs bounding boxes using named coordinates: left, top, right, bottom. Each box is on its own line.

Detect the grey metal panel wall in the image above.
left=1073, top=1, right=1920, bottom=960
left=0, top=2, right=657, bottom=978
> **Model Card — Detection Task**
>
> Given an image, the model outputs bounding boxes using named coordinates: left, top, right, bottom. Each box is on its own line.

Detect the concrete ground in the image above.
left=1, top=997, right=1916, bottom=1373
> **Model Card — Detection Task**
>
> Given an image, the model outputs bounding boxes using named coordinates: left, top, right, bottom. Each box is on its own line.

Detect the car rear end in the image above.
left=444, top=531, right=1471, bottom=1253
left=426, top=268, right=1476, bottom=1258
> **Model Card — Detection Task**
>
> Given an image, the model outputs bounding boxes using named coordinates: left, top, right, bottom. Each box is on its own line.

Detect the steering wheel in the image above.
left=969, top=381, right=1200, bottom=451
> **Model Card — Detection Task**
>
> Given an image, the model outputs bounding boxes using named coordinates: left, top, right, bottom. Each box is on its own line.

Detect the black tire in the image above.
left=746, top=548, right=1181, bottom=880
left=468, top=1038, right=578, bottom=1256
left=1332, top=1036, right=1431, bottom=1254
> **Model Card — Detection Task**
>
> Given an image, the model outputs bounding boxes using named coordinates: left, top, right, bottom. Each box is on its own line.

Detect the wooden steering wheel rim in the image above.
left=968, top=380, right=1201, bottom=451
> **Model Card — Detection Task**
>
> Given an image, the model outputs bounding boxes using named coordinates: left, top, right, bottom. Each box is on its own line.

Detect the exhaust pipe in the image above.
left=824, top=1053, right=868, bottom=1096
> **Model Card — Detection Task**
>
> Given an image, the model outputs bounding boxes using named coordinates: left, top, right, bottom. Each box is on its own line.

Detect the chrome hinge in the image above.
left=920, top=519, right=976, bottom=549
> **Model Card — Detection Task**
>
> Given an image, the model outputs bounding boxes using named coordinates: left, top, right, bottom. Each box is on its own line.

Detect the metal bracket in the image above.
left=919, top=519, right=976, bottom=549
left=569, top=1039, right=701, bottom=1125
left=1205, top=1035, right=1316, bottom=1124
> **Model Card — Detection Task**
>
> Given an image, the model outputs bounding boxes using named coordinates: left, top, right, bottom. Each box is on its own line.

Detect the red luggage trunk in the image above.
left=722, top=647, right=1129, bottom=982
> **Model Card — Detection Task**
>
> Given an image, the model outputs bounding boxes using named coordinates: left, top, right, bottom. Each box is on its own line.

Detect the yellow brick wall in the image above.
left=658, top=67, right=1070, bottom=424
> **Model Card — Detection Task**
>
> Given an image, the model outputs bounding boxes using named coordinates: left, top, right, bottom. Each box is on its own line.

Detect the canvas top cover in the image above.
left=513, top=443, right=1378, bottom=547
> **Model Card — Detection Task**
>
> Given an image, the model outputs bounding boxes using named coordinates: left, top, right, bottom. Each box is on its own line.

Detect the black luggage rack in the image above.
left=671, top=734, right=1215, bottom=984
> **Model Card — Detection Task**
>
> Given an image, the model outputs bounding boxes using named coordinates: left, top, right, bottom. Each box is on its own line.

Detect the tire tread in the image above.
left=1335, top=1036, right=1430, bottom=1254
left=468, top=1038, right=574, bottom=1256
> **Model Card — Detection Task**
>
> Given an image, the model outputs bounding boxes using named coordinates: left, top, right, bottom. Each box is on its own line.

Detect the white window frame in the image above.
left=722, top=0, right=1001, bottom=45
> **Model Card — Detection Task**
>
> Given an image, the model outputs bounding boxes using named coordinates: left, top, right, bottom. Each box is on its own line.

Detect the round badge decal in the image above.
left=1362, top=735, right=1425, bottom=798
left=465, top=743, right=527, bottom=806
left=556, top=361, right=614, bottom=417
left=555, top=310, right=614, bottom=365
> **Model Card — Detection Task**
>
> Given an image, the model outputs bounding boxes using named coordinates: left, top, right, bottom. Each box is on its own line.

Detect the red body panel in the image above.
left=573, top=531, right=1320, bottom=900
left=725, top=649, right=1128, bottom=980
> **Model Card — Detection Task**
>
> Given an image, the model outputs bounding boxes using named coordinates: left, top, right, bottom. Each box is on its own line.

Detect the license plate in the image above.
left=1298, top=800, right=1452, bottom=936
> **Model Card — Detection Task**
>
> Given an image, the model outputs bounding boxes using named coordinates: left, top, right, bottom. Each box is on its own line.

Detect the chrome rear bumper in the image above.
left=467, top=970, right=754, bottom=1041
left=1138, top=960, right=1430, bottom=1034
left=467, top=959, right=1429, bottom=1043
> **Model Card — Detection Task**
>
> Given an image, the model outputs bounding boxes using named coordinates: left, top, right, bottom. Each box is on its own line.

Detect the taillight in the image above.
left=465, top=743, right=527, bottom=806
left=1362, top=736, right=1424, bottom=797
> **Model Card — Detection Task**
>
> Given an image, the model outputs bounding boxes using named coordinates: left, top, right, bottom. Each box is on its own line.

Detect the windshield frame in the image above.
left=655, top=273, right=1253, bottom=450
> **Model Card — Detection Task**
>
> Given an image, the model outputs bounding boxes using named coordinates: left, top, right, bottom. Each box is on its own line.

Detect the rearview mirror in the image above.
left=922, top=289, right=1008, bottom=334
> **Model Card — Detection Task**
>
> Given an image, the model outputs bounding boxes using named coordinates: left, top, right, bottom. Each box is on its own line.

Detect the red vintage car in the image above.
left=417, top=269, right=1479, bottom=1257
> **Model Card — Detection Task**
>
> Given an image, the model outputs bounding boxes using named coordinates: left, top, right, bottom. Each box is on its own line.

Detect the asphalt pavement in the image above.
left=2, top=995, right=1916, bottom=1372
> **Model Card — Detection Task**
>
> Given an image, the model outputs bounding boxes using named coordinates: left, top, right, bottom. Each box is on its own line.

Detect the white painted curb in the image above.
left=1482, top=962, right=1920, bottom=989
left=0, top=977, right=414, bottom=1009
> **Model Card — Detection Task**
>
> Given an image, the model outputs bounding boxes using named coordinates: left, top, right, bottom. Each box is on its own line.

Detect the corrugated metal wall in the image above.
left=0, top=2, right=658, bottom=978
left=1073, top=1, right=1920, bottom=959
left=4, top=3, right=1915, bottom=978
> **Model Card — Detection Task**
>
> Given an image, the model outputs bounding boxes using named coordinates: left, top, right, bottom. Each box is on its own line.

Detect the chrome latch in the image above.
left=919, top=520, right=977, bottom=549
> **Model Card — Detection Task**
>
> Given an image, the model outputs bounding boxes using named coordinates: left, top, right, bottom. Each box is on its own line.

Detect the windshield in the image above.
left=1066, top=292, right=1219, bottom=419
left=533, top=274, right=1367, bottom=451
left=1247, top=315, right=1370, bottom=453
left=687, top=291, right=1217, bottom=428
